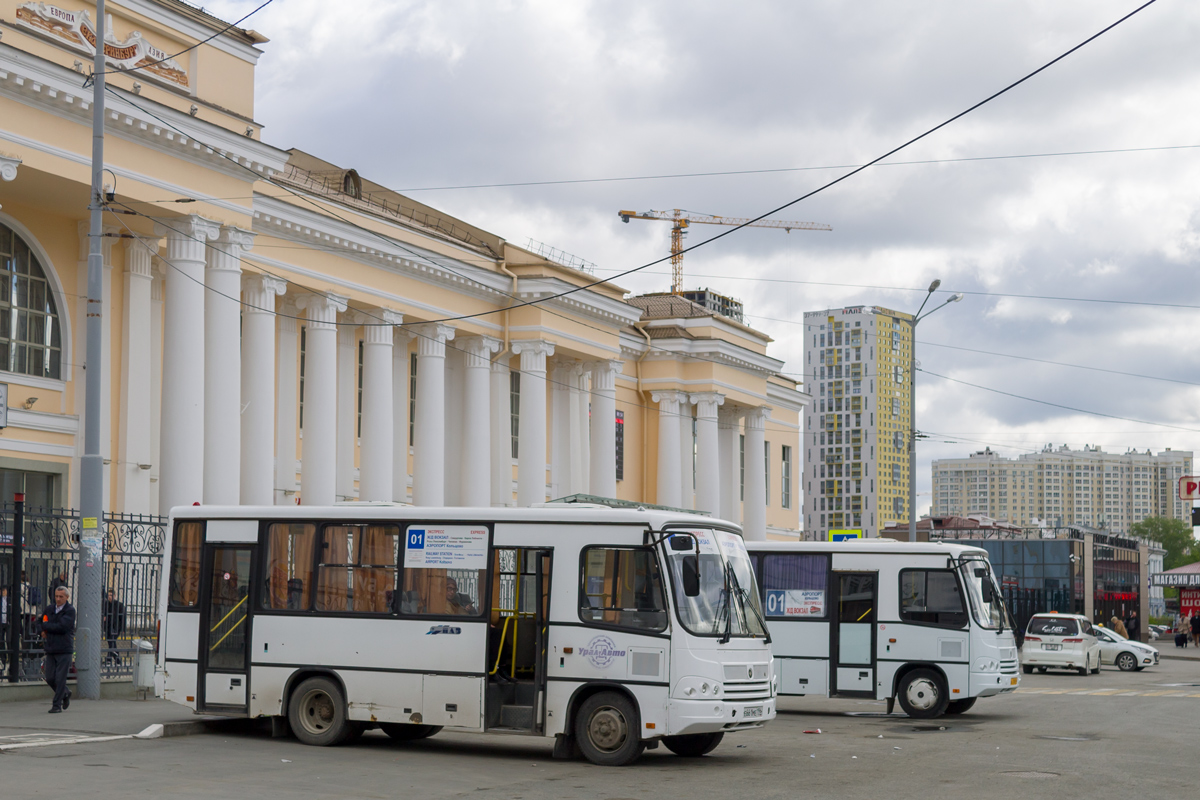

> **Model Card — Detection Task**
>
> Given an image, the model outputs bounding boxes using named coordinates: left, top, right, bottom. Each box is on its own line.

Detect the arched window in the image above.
left=342, top=169, right=363, bottom=200
left=0, top=221, right=62, bottom=379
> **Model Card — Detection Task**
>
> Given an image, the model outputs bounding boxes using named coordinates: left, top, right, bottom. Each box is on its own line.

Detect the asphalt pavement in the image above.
left=1, top=658, right=1197, bottom=799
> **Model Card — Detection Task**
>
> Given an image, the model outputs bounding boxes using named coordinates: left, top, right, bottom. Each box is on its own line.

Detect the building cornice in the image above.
left=0, top=43, right=288, bottom=179
left=767, top=381, right=812, bottom=414
left=629, top=333, right=785, bottom=376
left=116, top=0, right=265, bottom=63
left=513, top=276, right=646, bottom=328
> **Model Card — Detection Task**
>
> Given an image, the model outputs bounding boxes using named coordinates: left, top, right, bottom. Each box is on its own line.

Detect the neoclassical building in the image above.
left=0, top=0, right=808, bottom=538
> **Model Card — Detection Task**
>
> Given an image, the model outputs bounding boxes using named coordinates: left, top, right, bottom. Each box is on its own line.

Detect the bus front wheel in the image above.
left=289, top=676, right=353, bottom=746
left=575, top=691, right=646, bottom=766
left=662, top=732, right=724, bottom=757
left=897, top=669, right=949, bottom=719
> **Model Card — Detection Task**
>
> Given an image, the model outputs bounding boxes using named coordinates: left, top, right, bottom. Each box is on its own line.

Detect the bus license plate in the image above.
left=743, top=706, right=763, bottom=719
left=1042, top=643, right=1061, bottom=651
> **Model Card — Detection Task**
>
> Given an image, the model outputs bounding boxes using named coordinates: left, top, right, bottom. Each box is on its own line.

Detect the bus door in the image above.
left=197, top=543, right=255, bottom=714
left=486, top=548, right=552, bottom=733
left=831, top=572, right=876, bottom=696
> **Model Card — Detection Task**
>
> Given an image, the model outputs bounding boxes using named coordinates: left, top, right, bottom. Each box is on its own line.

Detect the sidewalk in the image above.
left=1157, top=639, right=1200, bottom=661
left=0, top=697, right=227, bottom=738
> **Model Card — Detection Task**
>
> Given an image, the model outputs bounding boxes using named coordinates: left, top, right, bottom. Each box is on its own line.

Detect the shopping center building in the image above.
left=0, top=0, right=807, bottom=538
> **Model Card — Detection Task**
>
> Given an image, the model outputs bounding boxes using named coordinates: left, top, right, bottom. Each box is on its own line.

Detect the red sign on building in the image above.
left=1181, top=588, right=1200, bottom=620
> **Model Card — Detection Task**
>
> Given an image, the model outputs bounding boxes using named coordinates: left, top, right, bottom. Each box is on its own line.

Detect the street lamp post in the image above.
left=908, top=281, right=963, bottom=542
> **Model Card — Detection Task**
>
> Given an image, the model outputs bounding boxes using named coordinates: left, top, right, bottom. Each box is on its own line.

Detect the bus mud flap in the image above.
left=552, top=733, right=581, bottom=760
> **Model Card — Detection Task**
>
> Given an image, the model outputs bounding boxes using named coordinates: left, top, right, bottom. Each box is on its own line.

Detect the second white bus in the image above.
left=156, top=504, right=775, bottom=765
left=745, top=539, right=1019, bottom=718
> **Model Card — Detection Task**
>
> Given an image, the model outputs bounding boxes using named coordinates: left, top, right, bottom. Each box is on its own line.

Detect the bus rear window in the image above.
left=1028, top=617, right=1078, bottom=637
left=168, top=521, right=203, bottom=608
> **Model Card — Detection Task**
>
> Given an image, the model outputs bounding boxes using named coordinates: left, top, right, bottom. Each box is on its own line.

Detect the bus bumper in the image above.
left=667, top=697, right=776, bottom=736
left=971, top=672, right=1020, bottom=697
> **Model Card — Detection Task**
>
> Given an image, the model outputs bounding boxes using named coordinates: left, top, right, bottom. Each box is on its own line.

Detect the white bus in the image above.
left=744, top=539, right=1019, bottom=718
left=156, top=504, right=774, bottom=765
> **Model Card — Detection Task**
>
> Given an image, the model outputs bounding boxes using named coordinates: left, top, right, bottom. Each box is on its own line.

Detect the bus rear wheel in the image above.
left=289, top=677, right=353, bottom=746
left=944, top=697, right=977, bottom=715
left=897, top=668, right=949, bottom=719
left=380, top=723, right=442, bottom=741
left=662, top=732, right=724, bottom=757
left=575, top=691, right=646, bottom=767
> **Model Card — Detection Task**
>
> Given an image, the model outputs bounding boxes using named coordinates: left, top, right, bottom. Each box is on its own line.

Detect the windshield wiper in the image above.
left=727, top=567, right=771, bottom=644
left=719, top=562, right=735, bottom=643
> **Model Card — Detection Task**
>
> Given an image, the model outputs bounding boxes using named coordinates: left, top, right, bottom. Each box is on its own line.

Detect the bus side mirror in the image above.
left=669, top=536, right=693, bottom=551
left=682, top=555, right=700, bottom=597
left=974, top=567, right=988, bottom=578
left=981, top=582, right=994, bottom=603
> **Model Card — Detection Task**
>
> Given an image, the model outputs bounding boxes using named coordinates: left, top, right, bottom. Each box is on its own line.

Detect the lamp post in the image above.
left=908, top=281, right=963, bottom=542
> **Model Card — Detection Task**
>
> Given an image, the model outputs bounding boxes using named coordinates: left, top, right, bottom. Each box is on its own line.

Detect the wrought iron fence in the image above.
left=1, top=504, right=167, bottom=684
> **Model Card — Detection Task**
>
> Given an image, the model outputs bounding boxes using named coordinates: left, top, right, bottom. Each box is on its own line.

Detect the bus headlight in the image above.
left=973, top=657, right=999, bottom=672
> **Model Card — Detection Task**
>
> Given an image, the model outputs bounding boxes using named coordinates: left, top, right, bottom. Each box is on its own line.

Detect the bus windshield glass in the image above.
left=958, top=556, right=1003, bottom=630
left=665, top=529, right=767, bottom=638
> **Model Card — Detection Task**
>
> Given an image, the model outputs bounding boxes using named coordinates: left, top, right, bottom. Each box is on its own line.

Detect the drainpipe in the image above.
left=493, top=257, right=518, bottom=362
left=634, top=321, right=653, bottom=502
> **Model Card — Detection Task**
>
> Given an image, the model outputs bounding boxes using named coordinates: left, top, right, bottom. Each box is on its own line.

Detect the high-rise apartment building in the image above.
left=802, top=305, right=914, bottom=539
left=931, top=445, right=1193, bottom=534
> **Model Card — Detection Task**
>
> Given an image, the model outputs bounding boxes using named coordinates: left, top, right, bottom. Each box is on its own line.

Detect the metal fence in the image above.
left=1, top=503, right=166, bottom=684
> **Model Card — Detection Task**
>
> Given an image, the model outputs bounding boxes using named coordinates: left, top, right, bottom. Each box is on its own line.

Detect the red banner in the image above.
left=1181, top=588, right=1200, bottom=619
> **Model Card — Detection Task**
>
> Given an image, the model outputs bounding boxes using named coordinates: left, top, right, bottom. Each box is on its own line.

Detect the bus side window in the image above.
left=168, top=521, right=204, bottom=608
left=899, top=569, right=967, bottom=628
left=263, top=523, right=316, bottom=611
left=578, top=547, right=667, bottom=632
left=316, top=525, right=401, bottom=614
left=761, top=554, right=828, bottom=619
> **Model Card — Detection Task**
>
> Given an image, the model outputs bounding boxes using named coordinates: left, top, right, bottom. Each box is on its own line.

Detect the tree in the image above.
left=1130, top=516, right=1199, bottom=571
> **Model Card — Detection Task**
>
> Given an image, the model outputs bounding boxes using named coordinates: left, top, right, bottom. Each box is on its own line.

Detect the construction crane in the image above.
left=618, top=209, right=832, bottom=294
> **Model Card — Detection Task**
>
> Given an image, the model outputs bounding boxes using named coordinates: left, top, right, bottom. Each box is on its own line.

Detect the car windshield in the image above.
left=957, top=556, right=1003, bottom=630
left=664, top=529, right=767, bottom=639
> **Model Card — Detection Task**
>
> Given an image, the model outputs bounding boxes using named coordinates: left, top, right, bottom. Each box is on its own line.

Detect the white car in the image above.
left=1093, top=624, right=1160, bottom=671
left=1021, top=613, right=1101, bottom=675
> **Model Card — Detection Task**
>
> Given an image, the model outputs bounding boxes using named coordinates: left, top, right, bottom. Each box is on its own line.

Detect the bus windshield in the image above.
left=665, top=529, right=767, bottom=639
left=958, top=556, right=1004, bottom=631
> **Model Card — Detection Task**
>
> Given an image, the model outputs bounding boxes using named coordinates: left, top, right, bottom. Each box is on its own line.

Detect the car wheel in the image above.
left=1115, top=652, right=1138, bottom=672
left=288, top=676, right=353, bottom=746
left=575, top=691, right=646, bottom=766
left=1022, top=665, right=1034, bottom=675
left=380, top=723, right=442, bottom=741
left=1090, top=656, right=1100, bottom=675
left=662, top=732, right=724, bottom=757
left=1135, top=666, right=1146, bottom=671
left=897, top=668, right=949, bottom=719
left=944, top=697, right=977, bottom=715
left=1037, top=667, right=1047, bottom=674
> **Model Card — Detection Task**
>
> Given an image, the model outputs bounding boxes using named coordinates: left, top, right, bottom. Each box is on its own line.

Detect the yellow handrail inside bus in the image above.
left=490, top=616, right=512, bottom=676
left=210, top=595, right=247, bottom=632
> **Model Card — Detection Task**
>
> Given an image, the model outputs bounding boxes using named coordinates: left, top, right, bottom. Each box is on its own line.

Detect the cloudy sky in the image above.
left=211, top=0, right=1200, bottom=516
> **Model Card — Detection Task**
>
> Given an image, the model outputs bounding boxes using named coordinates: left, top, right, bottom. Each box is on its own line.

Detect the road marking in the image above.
left=0, top=734, right=133, bottom=751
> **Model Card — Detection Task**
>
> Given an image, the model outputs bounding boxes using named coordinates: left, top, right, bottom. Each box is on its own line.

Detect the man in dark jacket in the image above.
left=102, top=589, right=126, bottom=664
left=40, top=586, right=75, bottom=713
left=1125, top=609, right=1141, bottom=643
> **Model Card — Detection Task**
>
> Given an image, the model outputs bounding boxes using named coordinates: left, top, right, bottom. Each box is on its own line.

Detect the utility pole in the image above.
left=77, top=0, right=108, bottom=700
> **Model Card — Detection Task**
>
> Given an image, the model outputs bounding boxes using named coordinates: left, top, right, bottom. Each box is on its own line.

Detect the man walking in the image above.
left=102, top=589, right=126, bottom=665
left=40, top=586, right=75, bottom=713
left=1125, top=609, right=1141, bottom=643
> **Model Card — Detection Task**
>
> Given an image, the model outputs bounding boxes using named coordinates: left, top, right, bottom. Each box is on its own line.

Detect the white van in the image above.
left=1021, top=613, right=1101, bottom=675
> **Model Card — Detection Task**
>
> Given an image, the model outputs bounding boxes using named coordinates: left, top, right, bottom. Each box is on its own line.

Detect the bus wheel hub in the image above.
left=588, top=707, right=627, bottom=751
left=906, top=678, right=938, bottom=710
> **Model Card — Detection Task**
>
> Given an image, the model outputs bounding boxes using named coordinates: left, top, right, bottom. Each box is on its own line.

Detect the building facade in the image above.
left=931, top=445, right=1193, bottom=535
left=801, top=305, right=913, bottom=539
left=0, top=0, right=807, bottom=537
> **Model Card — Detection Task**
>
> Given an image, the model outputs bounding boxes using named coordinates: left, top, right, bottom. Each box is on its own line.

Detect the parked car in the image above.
left=1093, top=624, right=1160, bottom=671
left=1020, top=613, right=1101, bottom=675
left=1148, top=624, right=1168, bottom=641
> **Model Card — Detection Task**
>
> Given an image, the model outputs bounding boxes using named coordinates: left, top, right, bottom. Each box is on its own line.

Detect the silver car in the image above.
left=1093, top=624, right=1160, bottom=671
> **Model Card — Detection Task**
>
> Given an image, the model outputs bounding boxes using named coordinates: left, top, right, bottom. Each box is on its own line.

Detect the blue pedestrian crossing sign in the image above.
left=829, top=529, right=862, bottom=542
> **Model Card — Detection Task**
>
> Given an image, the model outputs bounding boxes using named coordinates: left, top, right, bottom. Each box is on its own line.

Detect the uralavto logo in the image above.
left=426, top=625, right=462, bottom=636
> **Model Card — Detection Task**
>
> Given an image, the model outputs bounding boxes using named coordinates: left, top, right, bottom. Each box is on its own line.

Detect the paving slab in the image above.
left=0, top=697, right=225, bottom=739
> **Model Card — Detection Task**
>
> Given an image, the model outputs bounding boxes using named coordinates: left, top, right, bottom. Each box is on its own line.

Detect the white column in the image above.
left=295, top=293, right=347, bottom=506
left=577, top=370, right=591, bottom=493
left=411, top=323, right=455, bottom=507
left=156, top=215, right=219, bottom=513
left=680, top=399, right=695, bottom=509
left=460, top=336, right=501, bottom=507
left=568, top=366, right=587, bottom=495
left=652, top=391, right=686, bottom=508
left=275, top=303, right=300, bottom=505
left=550, top=360, right=573, bottom=499
left=743, top=406, right=770, bottom=541
left=149, top=267, right=164, bottom=515
left=717, top=406, right=739, bottom=522
left=240, top=273, right=286, bottom=505
left=335, top=317, right=359, bottom=501
left=392, top=331, right=413, bottom=502
left=588, top=360, right=621, bottom=498
left=513, top=340, right=555, bottom=507
left=490, top=355, right=513, bottom=506
left=359, top=310, right=401, bottom=502
left=691, top=393, right=724, bottom=516
left=202, top=226, right=251, bottom=505
left=117, top=237, right=154, bottom=514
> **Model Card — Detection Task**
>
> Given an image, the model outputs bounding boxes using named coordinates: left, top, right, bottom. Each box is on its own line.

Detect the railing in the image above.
left=1, top=504, right=167, bottom=684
